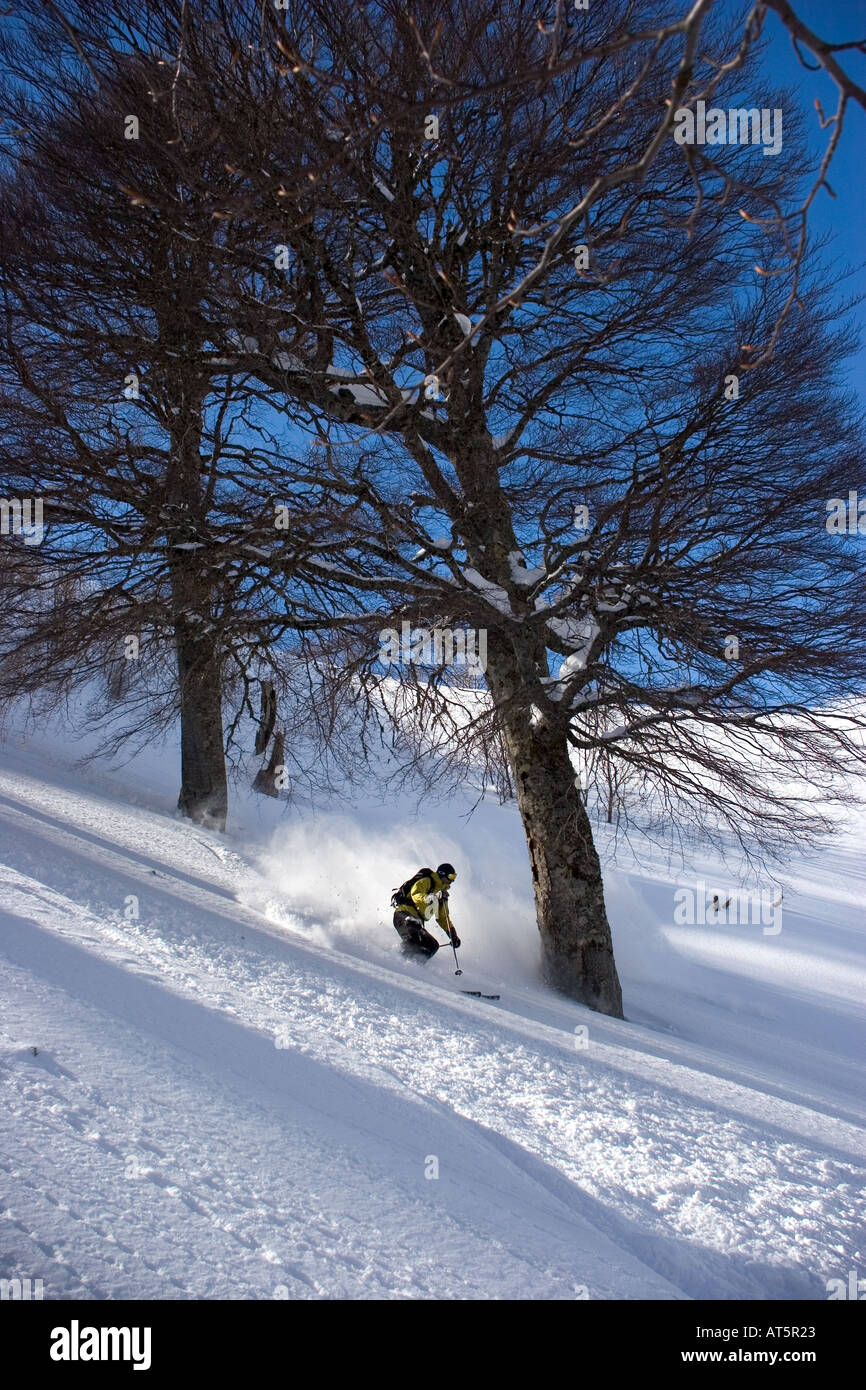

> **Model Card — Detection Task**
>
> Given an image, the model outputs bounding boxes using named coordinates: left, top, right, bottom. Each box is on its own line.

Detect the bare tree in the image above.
left=0, top=22, right=347, bottom=828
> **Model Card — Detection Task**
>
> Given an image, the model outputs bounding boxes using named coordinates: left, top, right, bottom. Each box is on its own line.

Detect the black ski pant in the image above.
left=393, top=909, right=440, bottom=958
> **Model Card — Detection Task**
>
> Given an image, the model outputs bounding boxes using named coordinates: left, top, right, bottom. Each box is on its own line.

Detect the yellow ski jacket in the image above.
left=403, top=870, right=455, bottom=935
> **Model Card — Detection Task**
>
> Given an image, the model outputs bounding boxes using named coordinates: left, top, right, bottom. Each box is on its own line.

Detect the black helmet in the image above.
left=437, top=863, right=456, bottom=882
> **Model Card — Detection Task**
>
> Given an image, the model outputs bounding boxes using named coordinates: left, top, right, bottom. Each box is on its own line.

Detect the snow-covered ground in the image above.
left=0, top=726, right=863, bottom=1300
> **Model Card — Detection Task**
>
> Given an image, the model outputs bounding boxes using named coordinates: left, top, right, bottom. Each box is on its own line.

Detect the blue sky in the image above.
left=756, top=0, right=866, bottom=397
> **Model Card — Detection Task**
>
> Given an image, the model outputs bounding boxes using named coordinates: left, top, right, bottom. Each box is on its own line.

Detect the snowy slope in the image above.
left=0, top=735, right=863, bottom=1301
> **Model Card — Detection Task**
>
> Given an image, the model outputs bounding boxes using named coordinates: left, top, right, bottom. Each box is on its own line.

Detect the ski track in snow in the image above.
left=0, top=748, right=863, bottom=1300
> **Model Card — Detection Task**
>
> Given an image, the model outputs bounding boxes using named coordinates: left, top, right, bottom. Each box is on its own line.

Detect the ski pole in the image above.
left=449, top=935, right=462, bottom=976
left=442, top=896, right=462, bottom=975
left=436, top=889, right=461, bottom=975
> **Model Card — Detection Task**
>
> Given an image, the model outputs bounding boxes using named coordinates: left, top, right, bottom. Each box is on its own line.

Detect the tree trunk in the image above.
left=485, top=636, right=624, bottom=1017
left=253, top=729, right=285, bottom=797
left=164, top=355, right=227, bottom=833
left=171, top=573, right=228, bottom=832
left=254, top=679, right=277, bottom=754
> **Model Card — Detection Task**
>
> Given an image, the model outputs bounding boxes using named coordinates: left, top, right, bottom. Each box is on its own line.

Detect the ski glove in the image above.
left=450, top=931, right=461, bottom=949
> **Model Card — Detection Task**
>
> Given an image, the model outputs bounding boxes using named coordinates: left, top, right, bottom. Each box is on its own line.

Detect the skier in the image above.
left=391, top=863, right=460, bottom=962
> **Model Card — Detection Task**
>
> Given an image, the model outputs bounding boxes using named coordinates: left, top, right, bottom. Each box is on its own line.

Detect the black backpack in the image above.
left=391, top=867, right=436, bottom=910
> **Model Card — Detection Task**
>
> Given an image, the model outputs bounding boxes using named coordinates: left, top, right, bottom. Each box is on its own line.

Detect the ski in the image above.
left=461, top=990, right=500, bottom=1000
